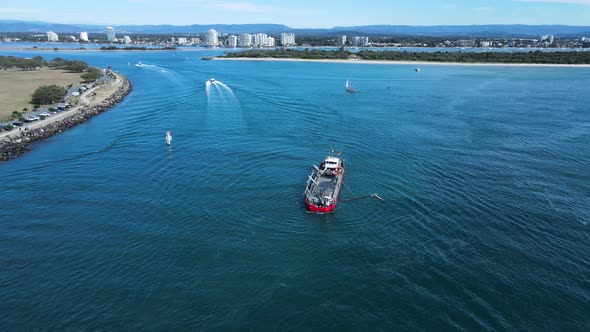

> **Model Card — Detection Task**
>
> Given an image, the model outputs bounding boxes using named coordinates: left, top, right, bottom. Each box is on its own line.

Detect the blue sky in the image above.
left=1, top=0, right=589, bottom=27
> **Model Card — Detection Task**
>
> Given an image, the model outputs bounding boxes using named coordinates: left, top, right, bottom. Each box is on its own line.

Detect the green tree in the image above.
left=31, top=85, right=68, bottom=105
left=62, top=60, right=89, bottom=72
left=81, top=67, right=102, bottom=82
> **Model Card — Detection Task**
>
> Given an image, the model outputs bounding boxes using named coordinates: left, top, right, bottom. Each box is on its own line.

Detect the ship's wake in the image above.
left=136, top=62, right=168, bottom=72
left=206, top=79, right=240, bottom=106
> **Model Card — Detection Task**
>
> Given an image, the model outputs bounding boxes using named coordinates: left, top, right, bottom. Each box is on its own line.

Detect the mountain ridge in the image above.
left=1, top=20, right=590, bottom=37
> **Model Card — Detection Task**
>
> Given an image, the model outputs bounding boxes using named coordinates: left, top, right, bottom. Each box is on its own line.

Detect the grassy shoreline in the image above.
left=0, top=68, right=83, bottom=121
left=214, top=57, right=590, bottom=67
left=219, top=49, right=590, bottom=65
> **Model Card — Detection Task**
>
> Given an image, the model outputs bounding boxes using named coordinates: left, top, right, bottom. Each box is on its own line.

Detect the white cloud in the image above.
left=515, top=0, right=590, bottom=5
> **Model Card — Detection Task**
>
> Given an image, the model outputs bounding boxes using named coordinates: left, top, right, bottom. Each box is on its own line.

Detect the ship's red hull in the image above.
left=304, top=152, right=345, bottom=214
left=305, top=198, right=338, bottom=213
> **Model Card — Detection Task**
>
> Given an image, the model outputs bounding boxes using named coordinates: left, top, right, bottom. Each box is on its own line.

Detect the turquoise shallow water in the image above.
left=1, top=50, right=590, bottom=330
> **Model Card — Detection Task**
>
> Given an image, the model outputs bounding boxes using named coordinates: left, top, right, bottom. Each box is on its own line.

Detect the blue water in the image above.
left=1, top=50, right=589, bottom=330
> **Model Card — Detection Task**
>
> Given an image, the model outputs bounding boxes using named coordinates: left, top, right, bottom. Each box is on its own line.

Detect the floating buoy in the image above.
left=166, top=131, right=172, bottom=145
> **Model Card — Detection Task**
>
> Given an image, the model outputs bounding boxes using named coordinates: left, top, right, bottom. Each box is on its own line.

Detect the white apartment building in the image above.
left=79, top=31, right=89, bottom=42
left=123, top=36, right=132, bottom=44
left=239, top=33, right=252, bottom=47
left=457, top=39, right=476, bottom=47
left=177, top=37, right=188, bottom=45
left=280, top=33, right=295, bottom=46
left=205, top=29, right=219, bottom=46
left=227, top=35, right=238, bottom=48
left=337, top=35, right=347, bottom=46
left=253, top=33, right=265, bottom=47
left=106, top=27, right=116, bottom=42
left=350, top=36, right=369, bottom=47
left=480, top=41, right=492, bottom=48
left=47, top=31, right=59, bottom=42
left=253, top=33, right=275, bottom=47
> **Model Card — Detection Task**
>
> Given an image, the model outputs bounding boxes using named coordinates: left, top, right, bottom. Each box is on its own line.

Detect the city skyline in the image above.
left=1, top=0, right=590, bottom=27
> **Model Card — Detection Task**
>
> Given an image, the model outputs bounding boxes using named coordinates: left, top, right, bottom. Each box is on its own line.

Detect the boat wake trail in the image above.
left=205, top=79, right=240, bottom=107
left=206, top=81, right=212, bottom=97
left=136, top=62, right=168, bottom=73
left=215, top=81, right=237, bottom=99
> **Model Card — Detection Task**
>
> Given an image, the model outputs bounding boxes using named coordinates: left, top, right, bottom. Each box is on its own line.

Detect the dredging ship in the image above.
left=304, top=150, right=345, bottom=213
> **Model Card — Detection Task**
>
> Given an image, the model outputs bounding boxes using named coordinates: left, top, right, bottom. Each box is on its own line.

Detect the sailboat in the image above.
left=345, top=79, right=358, bottom=93
left=166, top=131, right=172, bottom=146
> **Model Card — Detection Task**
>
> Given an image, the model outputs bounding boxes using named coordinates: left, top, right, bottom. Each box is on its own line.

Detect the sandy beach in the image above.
left=214, top=57, right=590, bottom=68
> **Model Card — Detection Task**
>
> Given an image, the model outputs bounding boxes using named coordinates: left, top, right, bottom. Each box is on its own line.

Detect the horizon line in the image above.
left=2, top=20, right=590, bottom=29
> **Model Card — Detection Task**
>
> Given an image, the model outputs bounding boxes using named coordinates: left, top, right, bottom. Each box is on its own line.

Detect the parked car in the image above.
left=40, top=112, right=51, bottom=117
left=72, top=91, right=80, bottom=96
left=12, top=121, right=23, bottom=127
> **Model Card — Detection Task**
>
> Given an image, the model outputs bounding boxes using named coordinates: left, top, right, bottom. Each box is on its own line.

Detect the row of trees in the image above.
left=222, top=48, right=590, bottom=64
left=223, top=48, right=353, bottom=60
left=31, top=85, right=68, bottom=105
left=0, top=55, right=93, bottom=71
left=0, top=55, right=45, bottom=70
left=47, top=58, right=89, bottom=72
left=1, top=56, right=107, bottom=113
left=356, top=50, right=590, bottom=64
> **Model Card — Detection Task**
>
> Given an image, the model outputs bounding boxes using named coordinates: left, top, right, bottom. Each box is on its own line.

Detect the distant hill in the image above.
left=0, top=21, right=292, bottom=34
left=330, top=25, right=590, bottom=37
left=1, top=20, right=590, bottom=37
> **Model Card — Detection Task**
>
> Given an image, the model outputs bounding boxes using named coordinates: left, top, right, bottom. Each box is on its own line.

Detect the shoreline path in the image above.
left=0, top=72, right=131, bottom=162
left=0, top=72, right=123, bottom=140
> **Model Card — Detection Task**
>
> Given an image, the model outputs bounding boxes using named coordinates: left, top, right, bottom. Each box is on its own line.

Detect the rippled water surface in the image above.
left=1, top=50, right=589, bottom=330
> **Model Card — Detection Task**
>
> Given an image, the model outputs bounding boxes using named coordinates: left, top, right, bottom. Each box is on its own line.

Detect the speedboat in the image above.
left=210, top=78, right=216, bottom=83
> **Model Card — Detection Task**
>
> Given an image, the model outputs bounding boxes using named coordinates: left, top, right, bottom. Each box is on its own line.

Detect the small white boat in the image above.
left=345, top=79, right=358, bottom=93
left=166, top=131, right=172, bottom=145
left=135, top=61, right=144, bottom=67
left=210, top=78, right=216, bottom=83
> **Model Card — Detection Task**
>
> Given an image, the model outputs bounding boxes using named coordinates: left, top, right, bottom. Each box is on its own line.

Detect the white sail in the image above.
left=166, top=131, right=172, bottom=145
left=345, top=79, right=357, bottom=93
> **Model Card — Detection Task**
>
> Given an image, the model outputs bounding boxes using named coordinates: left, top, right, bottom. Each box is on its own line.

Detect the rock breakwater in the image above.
left=0, top=74, right=132, bottom=162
